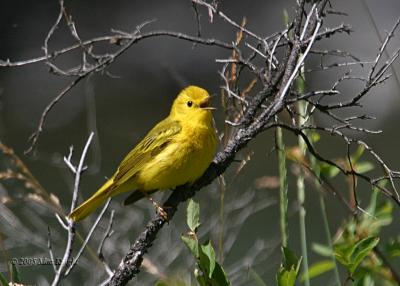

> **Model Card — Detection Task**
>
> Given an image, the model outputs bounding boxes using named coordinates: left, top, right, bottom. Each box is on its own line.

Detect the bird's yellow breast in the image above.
left=135, top=120, right=217, bottom=191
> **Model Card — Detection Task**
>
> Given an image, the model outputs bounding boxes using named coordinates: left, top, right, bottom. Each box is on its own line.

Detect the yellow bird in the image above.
left=69, top=86, right=218, bottom=221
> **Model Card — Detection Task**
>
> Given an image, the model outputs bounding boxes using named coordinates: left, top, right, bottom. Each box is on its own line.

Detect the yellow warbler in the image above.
left=69, top=86, right=217, bottom=221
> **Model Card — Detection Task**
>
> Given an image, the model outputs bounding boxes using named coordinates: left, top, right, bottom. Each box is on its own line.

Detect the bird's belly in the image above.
left=135, top=131, right=216, bottom=191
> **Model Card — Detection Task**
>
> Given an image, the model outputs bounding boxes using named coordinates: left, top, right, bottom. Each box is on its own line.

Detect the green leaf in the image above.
left=366, top=181, right=387, bottom=216
left=334, top=250, right=350, bottom=268
left=364, top=201, right=393, bottom=235
left=0, top=272, right=8, bottom=286
left=351, top=145, right=365, bottom=163
left=386, top=237, right=400, bottom=258
left=211, top=263, right=231, bottom=286
left=283, top=247, right=300, bottom=270
left=187, top=199, right=200, bottom=232
left=199, top=241, right=216, bottom=279
left=366, top=189, right=379, bottom=215
left=277, top=267, right=298, bottom=286
left=181, top=234, right=199, bottom=257
left=319, top=163, right=340, bottom=179
left=334, top=236, right=380, bottom=275
left=312, top=243, right=333, bottom=257
left=276, top=247, right=302, bottom=286
left=349, top=236, right=379, bottom=274
left=374, top=201, right=393, bottom=222
left=277, top=267, right=297, bottom=286
left=334, top=240, right=356, bottom=268
left=359, top=274, right=374, bottom=286
left=10, top=262, right=20, bottom=283
left=195, top=272, right=208, bottom=286
left=301, top=260, right=334, bottom=281
left=355, top=161, right=374, bottom=174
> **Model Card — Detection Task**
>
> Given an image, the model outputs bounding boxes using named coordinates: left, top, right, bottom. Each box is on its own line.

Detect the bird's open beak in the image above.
left=200, top=97, right=216, bottom=110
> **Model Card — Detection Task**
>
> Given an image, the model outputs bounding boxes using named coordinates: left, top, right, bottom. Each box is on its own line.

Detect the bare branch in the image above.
left=20, top=27, right=235, bottom=153
left=51, top=132, right=94, bottom=286
left=98, top=210, right=115, bottom=276
left=47, top=226, right=57, bottom=273
left=64, top=198, right=111, bottom=275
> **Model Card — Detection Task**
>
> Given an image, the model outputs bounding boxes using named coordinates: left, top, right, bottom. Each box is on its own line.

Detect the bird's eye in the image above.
left=187, top=101, right=193, bottom=107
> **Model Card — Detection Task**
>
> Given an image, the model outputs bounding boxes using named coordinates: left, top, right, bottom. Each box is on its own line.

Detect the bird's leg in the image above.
left=139, top=190, right=169, bottom=220
left=149, top=197, right=169, bottom=221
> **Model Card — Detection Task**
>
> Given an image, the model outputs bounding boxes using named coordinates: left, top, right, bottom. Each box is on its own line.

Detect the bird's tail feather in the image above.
left=69, top=179, right=113, bottom=222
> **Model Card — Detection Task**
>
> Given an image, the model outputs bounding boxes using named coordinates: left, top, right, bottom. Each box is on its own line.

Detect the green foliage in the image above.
left=334, top=236, right=380, bottom=275
left=309, top=186, right=399, bottom=285
left=0, top=262, right=25, bottom=286
left=355, top=161, right=374, bottom=174
left=199, top=241, right=216, bottom=279
left=351, top=145, right=365, bottom=163
left=0, top=272, right=8, bottom=286
left=311, top=243, right=333, bottom=257
left=282, top=125, right=399, bottom=285
left=276, top=247, right=302, bottom=286
left=187, top=199, right=200, bottom=232
left=178, top=135, right=400, bottom=286
left=350, top=145, right=375, bottom=174
left=181, top=234, right=199, bottom=257
left=11, top=262, right=21, bottom=284
left=318, top=145, right=375, bottom=179
left=386, top=237, right=400, bottom=258
left=319, top=162, right=340, bottom=179
left=301, top=260, right=335, bottom=282
left=181, top=199, right=230, bottom=286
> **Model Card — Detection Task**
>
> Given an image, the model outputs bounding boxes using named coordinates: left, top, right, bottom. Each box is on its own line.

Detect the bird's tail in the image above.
left=69, top=179, right=113, bottom=222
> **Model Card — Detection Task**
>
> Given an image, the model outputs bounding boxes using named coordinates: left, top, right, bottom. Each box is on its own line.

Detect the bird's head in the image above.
left=170, top=86, right=215, bottom=123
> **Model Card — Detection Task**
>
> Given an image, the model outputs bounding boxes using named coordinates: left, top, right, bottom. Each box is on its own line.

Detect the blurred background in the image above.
left=0, top=0, right=399, bottom=285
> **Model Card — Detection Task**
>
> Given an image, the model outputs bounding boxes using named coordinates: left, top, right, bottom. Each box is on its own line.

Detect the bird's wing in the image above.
left=112, top=119, right=182, bottom=187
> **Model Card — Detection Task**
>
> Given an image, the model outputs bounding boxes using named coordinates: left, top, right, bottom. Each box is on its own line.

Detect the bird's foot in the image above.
left=156, top=205, right=169, bottom=221
left=148, top=197, right=170, bottom=221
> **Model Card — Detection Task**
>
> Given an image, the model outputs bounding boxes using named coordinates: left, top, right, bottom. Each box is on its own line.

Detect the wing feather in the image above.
left=112, top=119, right=181, bottom=186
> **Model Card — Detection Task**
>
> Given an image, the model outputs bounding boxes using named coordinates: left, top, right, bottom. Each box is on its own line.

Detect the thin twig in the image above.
left=64, top=198, right=112, bottom=275
left=98, top=210, right=115, bottom=276
left=51, top=132, right=94, bottom=286
left=47, top=226, right=57, bottom=273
